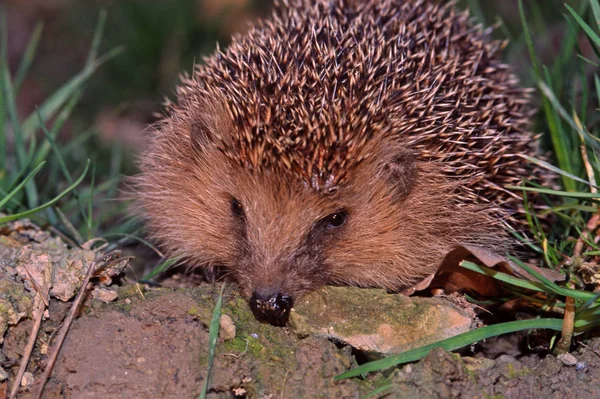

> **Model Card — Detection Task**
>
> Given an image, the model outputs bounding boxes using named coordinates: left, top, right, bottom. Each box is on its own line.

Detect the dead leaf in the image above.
left=403, top=245, right=564, bottom=297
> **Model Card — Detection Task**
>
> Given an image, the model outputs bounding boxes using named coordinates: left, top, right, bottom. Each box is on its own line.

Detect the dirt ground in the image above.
left=0, top=283, right=597, bottom=399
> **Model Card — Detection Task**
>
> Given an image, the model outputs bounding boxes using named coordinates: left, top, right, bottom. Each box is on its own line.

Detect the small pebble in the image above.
left=92, top=287, right=119, bottom=303
left=219, top=314, right=236, bottom=341
left=576, top=361, right=587, bottom=372
left=21, top=372, right=34, bottom=387
left=557, top=353, right=578, bottom=366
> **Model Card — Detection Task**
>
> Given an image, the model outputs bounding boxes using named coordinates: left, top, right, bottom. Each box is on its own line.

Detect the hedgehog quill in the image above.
left=135, top=0, right=539, bottom=326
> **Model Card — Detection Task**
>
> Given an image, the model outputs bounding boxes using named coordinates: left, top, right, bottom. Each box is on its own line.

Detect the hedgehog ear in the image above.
left=380, top=149, right=417, bottom=198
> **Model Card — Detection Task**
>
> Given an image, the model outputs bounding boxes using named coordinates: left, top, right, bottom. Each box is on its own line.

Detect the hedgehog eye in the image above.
left=322, top=211, right=347, bottom=228
left=231, top=198, right=245, bottom=218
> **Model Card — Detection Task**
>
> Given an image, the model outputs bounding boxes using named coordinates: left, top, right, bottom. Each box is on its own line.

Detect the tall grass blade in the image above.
left=14, top=22, right=43, bottom=93
left=198, top=284, right=225, bottom=399
left=565, top=4, right=600, bottom=48
left=520, top=155, right=600, bottom=188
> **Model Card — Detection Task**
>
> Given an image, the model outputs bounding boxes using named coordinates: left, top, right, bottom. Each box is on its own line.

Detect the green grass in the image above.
left=0, top=9, right=141, bottom=245
left=198, top=284, right=225, bottom=399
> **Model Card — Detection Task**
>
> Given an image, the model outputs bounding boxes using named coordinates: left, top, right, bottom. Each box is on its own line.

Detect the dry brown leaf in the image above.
left=404, top=244, right=564, bottom=297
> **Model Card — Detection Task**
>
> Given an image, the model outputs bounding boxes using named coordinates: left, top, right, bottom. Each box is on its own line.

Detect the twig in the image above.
left=555, top=296, right=575, bottom=354
left=33, top=257, right=99, bottom=399
left=9, top=294, right=45, bottom=399
left=558, top=211, right=600, bottom=354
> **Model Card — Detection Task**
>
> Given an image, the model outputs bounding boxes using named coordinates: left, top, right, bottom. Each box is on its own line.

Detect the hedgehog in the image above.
left=134, top=0, right=539, bottom=326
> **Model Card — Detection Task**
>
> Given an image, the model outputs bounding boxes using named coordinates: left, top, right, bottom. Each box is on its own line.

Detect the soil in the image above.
left=1, top=283, right=598, bottom=399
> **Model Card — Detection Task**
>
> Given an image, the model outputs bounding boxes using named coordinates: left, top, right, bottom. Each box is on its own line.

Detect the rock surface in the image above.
left=290, top=287, right=474, bottom=355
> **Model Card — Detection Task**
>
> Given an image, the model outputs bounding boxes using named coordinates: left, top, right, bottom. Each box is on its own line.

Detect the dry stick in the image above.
left=9, top=295, right=46, bottom=399
left=556, top=296, right=576, bottom=354
left=556, top=138, right=600, bottom=354
left=33, top=259, right=98, bottom=399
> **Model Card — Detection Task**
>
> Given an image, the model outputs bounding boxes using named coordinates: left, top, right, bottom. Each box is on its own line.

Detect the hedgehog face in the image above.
left=224, top=167, right=348, bottom=326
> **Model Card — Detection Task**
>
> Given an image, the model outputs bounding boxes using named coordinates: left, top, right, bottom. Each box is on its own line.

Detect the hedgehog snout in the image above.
left=249, top=290, right=293, bottom=327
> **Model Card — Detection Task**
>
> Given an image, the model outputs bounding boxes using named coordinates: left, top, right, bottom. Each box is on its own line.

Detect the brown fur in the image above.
left=133, top=0, right=537, bottom=301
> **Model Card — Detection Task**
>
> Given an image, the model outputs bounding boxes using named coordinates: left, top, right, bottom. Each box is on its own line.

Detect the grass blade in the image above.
left=14, top=22, right=44, bottom=93
left=565, top=3, right=600, bottom=48
left=461, top=260, right=599, bottom=302
left=459, top=261, right=548, bottom=293
left=2, top=64, right=26, bottom=167
left=334, top=318, right=564, bottom=380
left=520, top=154, right=600, bottom=189
left=592, top=0, right=600, bottom=30
left=140, top=257, right=180, bottom=281
left=87, top=161, right=96, bottom=239
left=198, top=284, right=225, bottom=399
left=360, top=383, right=394, bottom=399
left=508, top=185, right=600, bottom=199
left=0, top=160, right=90, bottom=224
left=0, top=161, right=45, bottom=210
left=539, top=82, right=600, bottom=151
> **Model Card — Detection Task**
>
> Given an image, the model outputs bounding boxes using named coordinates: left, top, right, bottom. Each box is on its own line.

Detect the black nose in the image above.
left=249, top=291, right=293, bottom=326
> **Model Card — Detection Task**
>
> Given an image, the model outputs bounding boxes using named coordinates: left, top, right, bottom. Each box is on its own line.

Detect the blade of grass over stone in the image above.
left=21, top=46, right=123, bottom=140
left=0, top=161, right=45, bottom=210
left=335, top=319, right=564, bottom=379
left=14, top=22, right=43, bottom=93
left=198, top=284, right=225, bottom=399
left=0, top=160, right=90, bottom=224
left=566, top=3, right=600, bottom=48
left=520, top=155, right=600, bottom=189
left=140, top=257, right=180, bottom=282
